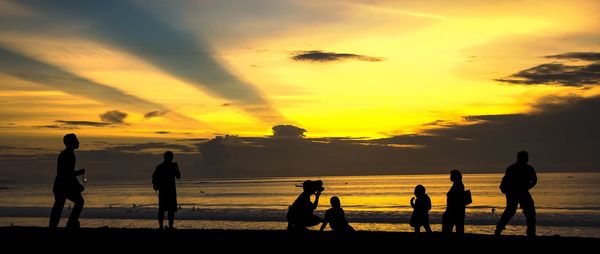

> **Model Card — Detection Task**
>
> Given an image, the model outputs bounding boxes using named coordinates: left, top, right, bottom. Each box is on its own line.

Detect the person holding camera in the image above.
left=152, top=151, right=181, bottom=230
left=287, top=180, right=324, bottom=231
left=49, top=133, right=86, bottom=230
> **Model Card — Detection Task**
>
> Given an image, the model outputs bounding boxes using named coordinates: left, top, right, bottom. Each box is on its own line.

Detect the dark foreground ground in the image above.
left=1, top=226, right=598, bottom=251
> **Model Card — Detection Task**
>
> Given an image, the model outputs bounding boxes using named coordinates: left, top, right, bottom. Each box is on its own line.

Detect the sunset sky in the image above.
left=1, top=0, right=599, bottom=182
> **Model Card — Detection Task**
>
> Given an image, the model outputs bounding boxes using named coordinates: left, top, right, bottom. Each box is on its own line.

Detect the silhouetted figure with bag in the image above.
left=152, top=151, right=181, bottom=230
left=442, top=170, right=471, bottom=234
left=410, top=184, right=432, bottom=233
left=495, top=151, right=537, bottom=237
left=320, top=196, right=355, bottom=234
left=287, top=180, right=323, bottom=231
left=49, top=133, right=85, bottom=229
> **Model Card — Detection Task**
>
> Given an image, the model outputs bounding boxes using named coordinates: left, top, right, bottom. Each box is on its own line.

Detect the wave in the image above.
left=1, top=207, right=599, bottom=228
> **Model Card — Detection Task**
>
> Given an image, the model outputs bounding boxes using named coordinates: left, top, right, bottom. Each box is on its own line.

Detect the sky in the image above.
left=0, top=0, right=599, bottom=183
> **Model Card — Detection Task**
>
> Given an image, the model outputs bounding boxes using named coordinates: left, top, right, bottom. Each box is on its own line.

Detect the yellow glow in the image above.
left=1, top=0, right=599, bottom=139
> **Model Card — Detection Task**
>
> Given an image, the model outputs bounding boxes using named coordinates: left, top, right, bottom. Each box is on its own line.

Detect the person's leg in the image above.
left=496, top=194, right=518, bottom=235
left=423, top=221, right=432, bottom=233
left=49, top=193, right=66, bottom=228
left=442, top=211, right=452, bottom=234
left=66, top=192, right=84, bottom=228
left=520, top=192, right=536, bottom=237
left=414, top=226, right=420, bottom=233
left=158, top=209, right=165, bottom=229
left=168, top=210, right=175, bottom=229
left=456, top=211, right=465, bottom=235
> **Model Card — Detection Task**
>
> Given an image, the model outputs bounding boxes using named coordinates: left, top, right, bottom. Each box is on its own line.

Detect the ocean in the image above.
left=0, top=172, right=599, bottom=237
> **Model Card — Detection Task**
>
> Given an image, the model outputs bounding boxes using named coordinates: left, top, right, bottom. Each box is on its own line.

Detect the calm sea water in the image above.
left=0, top=173, right=599, bottom=237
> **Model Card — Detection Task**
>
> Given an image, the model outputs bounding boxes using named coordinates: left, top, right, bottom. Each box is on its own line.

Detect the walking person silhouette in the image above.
left=49, top=133, right=86, bottom=230
left=495, top=151, right=537, bottom=237
left=442, top=170, right=469, bottom=234
left=152, top=151, right=181, bottom=230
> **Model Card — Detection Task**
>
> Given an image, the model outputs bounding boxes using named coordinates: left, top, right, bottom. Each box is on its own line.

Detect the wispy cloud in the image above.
left=496, top=52, right=600, bottom=87
left=17, top=0, right=285, bottom=123
left=99, top=110, right=127, bottom=124
left=292, top=50, right=384, bottom=63
left=143, top=111, right=168, bottom=119
left=55, top=120, right=111, bottom=127
left=0, top=46, right=198, bottom=124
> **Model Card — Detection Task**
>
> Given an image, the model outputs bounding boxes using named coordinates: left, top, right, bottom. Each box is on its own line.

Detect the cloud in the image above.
left=272, top=124, right=307, bottom=138
left=496, top=52, right=600, bottom=86
left=154, top=131, right=170, bottom=134
left=291, top=50, right=383, bottom=63
left=35, top=124, right=78, bottom=130
left=55, top=120, right=111, bottom=127
left=0, top=46, right=197, bottom=123
left=18, top=0, right=285, bottom=123
left=143, top=111, right=167, bottom=119
left=99, top=110, right=127, bottom=124
left=105, top=142, right=196, bottom=153
left=546, top=52, right=600, bottom=61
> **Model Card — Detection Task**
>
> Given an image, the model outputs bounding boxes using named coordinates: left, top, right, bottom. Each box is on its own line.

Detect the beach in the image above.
left=1, top=226, right=598, bottom=251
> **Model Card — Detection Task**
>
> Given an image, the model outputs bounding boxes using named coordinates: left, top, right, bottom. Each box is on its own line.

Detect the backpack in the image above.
left=464, top=190, right=472, bottom=205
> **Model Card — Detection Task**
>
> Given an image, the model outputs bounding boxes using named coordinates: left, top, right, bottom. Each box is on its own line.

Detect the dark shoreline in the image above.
left=1, top=226, right=598, bottom=250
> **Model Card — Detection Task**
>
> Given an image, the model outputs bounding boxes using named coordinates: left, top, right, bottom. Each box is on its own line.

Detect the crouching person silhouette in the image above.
left=152, top=151, right=181, bottom=230
left=287, top=180, right=324, bottom=231
left=49, top=133, right=85, bottom=230
left=320, top=196, right=355, bottom=235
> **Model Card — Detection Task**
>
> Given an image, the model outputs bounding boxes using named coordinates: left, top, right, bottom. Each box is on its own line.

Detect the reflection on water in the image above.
left=0, top=173, right=599, bottom=237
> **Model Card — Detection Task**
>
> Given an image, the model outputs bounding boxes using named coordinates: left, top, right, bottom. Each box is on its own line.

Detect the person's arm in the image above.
left=319, top=218, right=328, bottom=232
left=425, top=196, right=432, bottom=211
left=410, top=197, right=416, bottom=208
left=75, top=168, right=85, bottom=176
left=528, top=167, right=537, bottom=190
left=313, top=191, right=321, bottom=210
left=174, top=163, right=181, bottom=179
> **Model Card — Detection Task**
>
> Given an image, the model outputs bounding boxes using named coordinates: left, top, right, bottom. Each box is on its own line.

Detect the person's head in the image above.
left=302, top=180, right=324, bottom=194
left=164, top=151, right=174, bottom=163
left=414, top=184, right=426, bottom=197
left=450, top=170, right=462, bottom=182
left=330, top=196, right=341, bottom=208
left=63, top=133, right=79, bottom=150
left=517, top=151, right=529, bottom=164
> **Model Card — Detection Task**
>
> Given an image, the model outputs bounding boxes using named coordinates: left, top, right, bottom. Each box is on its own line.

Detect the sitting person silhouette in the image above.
left=49, top=133, right=86, bottom=230
left=287, top=180, right=323, bottom=231
left=152, top=151, right=181, bottom=230
left=410, top=184, right=432, bottom=233
left=496, top=151, right=537, bottom=237
left=319, top=196, right=355, bottom=234
left=442, top=170, right=468, bottom=234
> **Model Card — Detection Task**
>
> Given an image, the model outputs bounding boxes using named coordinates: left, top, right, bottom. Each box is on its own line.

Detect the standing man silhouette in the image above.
left=49, top=133, right=86, bottom=229
left=152, top=151, right=181, bottom=230
left=495, top=151, right=537, bottom=237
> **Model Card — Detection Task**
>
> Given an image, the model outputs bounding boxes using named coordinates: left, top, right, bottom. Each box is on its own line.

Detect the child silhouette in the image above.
left=410, top=184, right=432, bottom=233
left=320, top=196, right=355, bottom=233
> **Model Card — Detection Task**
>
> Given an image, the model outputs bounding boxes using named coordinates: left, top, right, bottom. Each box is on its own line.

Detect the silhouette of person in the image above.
left=319, top=196, right=355, bottom=234
left=495, top=151, right=537, bottom=237
left=49, top=133, right=85, bottom=229
left=152, top=151, right=181, bottom=230
left=442, top=170, right=466, bottom=234
left=410, top=184, right=432, bottom=233
left=287, top=180, right=323, bottom=231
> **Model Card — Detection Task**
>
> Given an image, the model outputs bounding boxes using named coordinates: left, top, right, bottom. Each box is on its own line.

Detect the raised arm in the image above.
left=312, top=191, right=321, bottom=210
